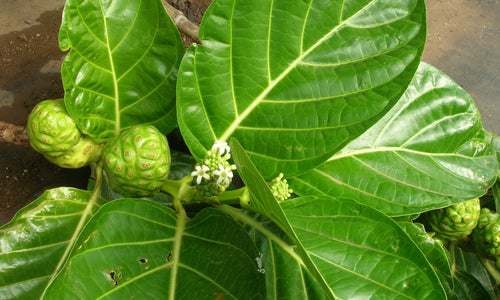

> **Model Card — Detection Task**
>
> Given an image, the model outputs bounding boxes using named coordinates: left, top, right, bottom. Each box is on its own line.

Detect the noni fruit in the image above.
left=27, top=99, right=82, bottom=155
left=103, top=125, right=171, bottom=197
left=422, top=198, right=480, bottom=241
left=471, top=208, right=500, bottom=269
left=27, top=99, right=101, bottom=168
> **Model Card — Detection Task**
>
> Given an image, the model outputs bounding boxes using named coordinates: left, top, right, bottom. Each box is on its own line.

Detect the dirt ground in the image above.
left=0, top=0, right=498, bottom=225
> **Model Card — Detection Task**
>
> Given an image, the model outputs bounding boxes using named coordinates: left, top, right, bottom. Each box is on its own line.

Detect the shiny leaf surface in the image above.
left=231, top=139, right=445, bottom=298
left=292, top=63, right=498, bottom=216
left=282, top=196, right=446, bottom=299
left=247, top=214, right=328, bottom=300
left=177, top=0, right=426, bottom=178
left=0, top=188, right=101, bottom=299
left=43, top=199, right=264, bottom=299
left=59, top=0, right=184, bottom=142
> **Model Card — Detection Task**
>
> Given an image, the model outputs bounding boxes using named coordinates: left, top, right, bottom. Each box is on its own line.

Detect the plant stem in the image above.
left=448, top=241, right=457, bottom=276
left=206, top=187, right=249, bottom=206
left=162, top=176, right=250, bottom=207
left=161, top=0, right=200, bottom=44
left=161, top=176, right=196, bottom=202
left=169, top=192, right=187, bottom=300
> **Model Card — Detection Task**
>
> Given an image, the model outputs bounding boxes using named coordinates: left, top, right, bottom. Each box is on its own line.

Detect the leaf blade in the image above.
left=281, top=196, right=447, bottom=299
left=178, top=0, right=427, bottom=178
left=0, top=188, right=101, bottom=299
left=60, top=0, right=185, bottom=141
left=291, top=62, right=498, bottom=215
left=42, top=200, right=265, bottom=299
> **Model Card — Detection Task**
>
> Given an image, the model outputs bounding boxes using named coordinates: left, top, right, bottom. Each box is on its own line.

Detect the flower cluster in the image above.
left=191, top=141, right=236, bottom=197
left=268, top=173, right=293, bottom=202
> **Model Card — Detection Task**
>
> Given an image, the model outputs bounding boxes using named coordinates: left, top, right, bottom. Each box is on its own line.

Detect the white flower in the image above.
left=211, top=140, right=230, bottom=156
left=191, top=165, right=210, bottom=185
left=212, top=163, right=233, bottom=186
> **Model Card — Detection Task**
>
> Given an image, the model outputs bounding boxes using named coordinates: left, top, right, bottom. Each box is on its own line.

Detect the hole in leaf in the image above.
left=106, top=270, right=119, bottom=286
left=138, top=258, right=148, bottom=264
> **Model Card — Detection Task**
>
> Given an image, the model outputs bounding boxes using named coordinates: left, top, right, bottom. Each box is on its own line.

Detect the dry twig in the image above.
left=162, top=0, right=201, bottom=44
left=0, top=121, right=29, bottom=146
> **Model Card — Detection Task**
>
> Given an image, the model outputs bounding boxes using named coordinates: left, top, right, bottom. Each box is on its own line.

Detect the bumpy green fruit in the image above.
left=27, top=99, right=101, bottom=168
left=471, top=208, right=500, bottom=269
left=423, top=198, right=480, bottom=241
left=46, top=136, right=102, bottom=168
left=103, top=125, right=171, bottom=197
left=27, top=99, right=82, bottom=155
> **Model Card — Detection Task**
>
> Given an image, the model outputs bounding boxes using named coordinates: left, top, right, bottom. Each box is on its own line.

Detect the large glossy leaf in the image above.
left=397, top=221, right=453, bottom=292
left=281, top=196, right=446, bottom=299
left=0, top=188, right=102, bottom=299
left=230, top=139, right=445, bottom=298
left=177, top=0, right=427, bottom=178
left=59, top=0, right=185, bottom=142
left=247, top=213, right=328, bottom=300
left=43, top=199, right=264, bottom=299
left=229, top=138, right=336, bottom=298
left=291, top=62, right=498, bottom=216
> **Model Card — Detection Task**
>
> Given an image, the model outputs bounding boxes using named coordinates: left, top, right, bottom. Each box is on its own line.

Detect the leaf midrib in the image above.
left=99, top=1, right=120, bottom=135
left=218, top=0, right=378, bottom=142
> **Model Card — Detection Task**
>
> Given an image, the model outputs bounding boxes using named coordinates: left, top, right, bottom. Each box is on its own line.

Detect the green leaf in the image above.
left=485, top=131, right=500, bottom=180
left=177, top=0, right=426, bottom=178
left=453, top=248, right=497, bottom=299
left=281, top=196, right=447, bottom=299
left=230, top=139, right=444, bottom=298
left=450, top=272, right=494, bottom=300
left=59, top=0, right=185, bottom=142
left=168, top=150, right=198, bottom=181
left=291, top=62, right=498, bottom=216
left=397, top=221, right=453, bottom=292
left=0, top=188, right=102, bottom=299
left=43, top=199, right=264, bottom=299
left=247, top=213, right=328, bottom=300
left=229, top=138, right=337, bottom=298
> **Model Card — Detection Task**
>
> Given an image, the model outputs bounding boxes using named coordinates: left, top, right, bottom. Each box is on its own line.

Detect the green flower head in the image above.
left=191, top=141, right=236, bottom=197
left=268, top=173, right=293, bottom=202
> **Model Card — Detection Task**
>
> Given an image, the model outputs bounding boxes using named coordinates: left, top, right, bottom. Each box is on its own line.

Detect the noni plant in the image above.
left=422, top=198, right=481, bottom=242
left=103, top=125, right=171, bottom=197
left=1, top=0, right=499, bottom=299
left=472, top=208, right=500, bottom=269
left=27, top=99, right=101, bottom=168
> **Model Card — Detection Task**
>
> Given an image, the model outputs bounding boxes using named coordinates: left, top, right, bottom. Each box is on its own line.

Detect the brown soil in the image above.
left=0, top=8, right=90, bottom=225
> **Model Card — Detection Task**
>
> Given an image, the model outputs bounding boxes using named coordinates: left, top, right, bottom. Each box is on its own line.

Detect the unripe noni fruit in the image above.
left=471, top=208, right=500, bottom=269
left=103, top=125, right=170, bottom=197
left=27, top=99, right=101, bottom=168
left=27, top=99, right=82, bottom=155
left=422, top=198, right=480, bottom=242
left=46, top=136, right=102, bottom=168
